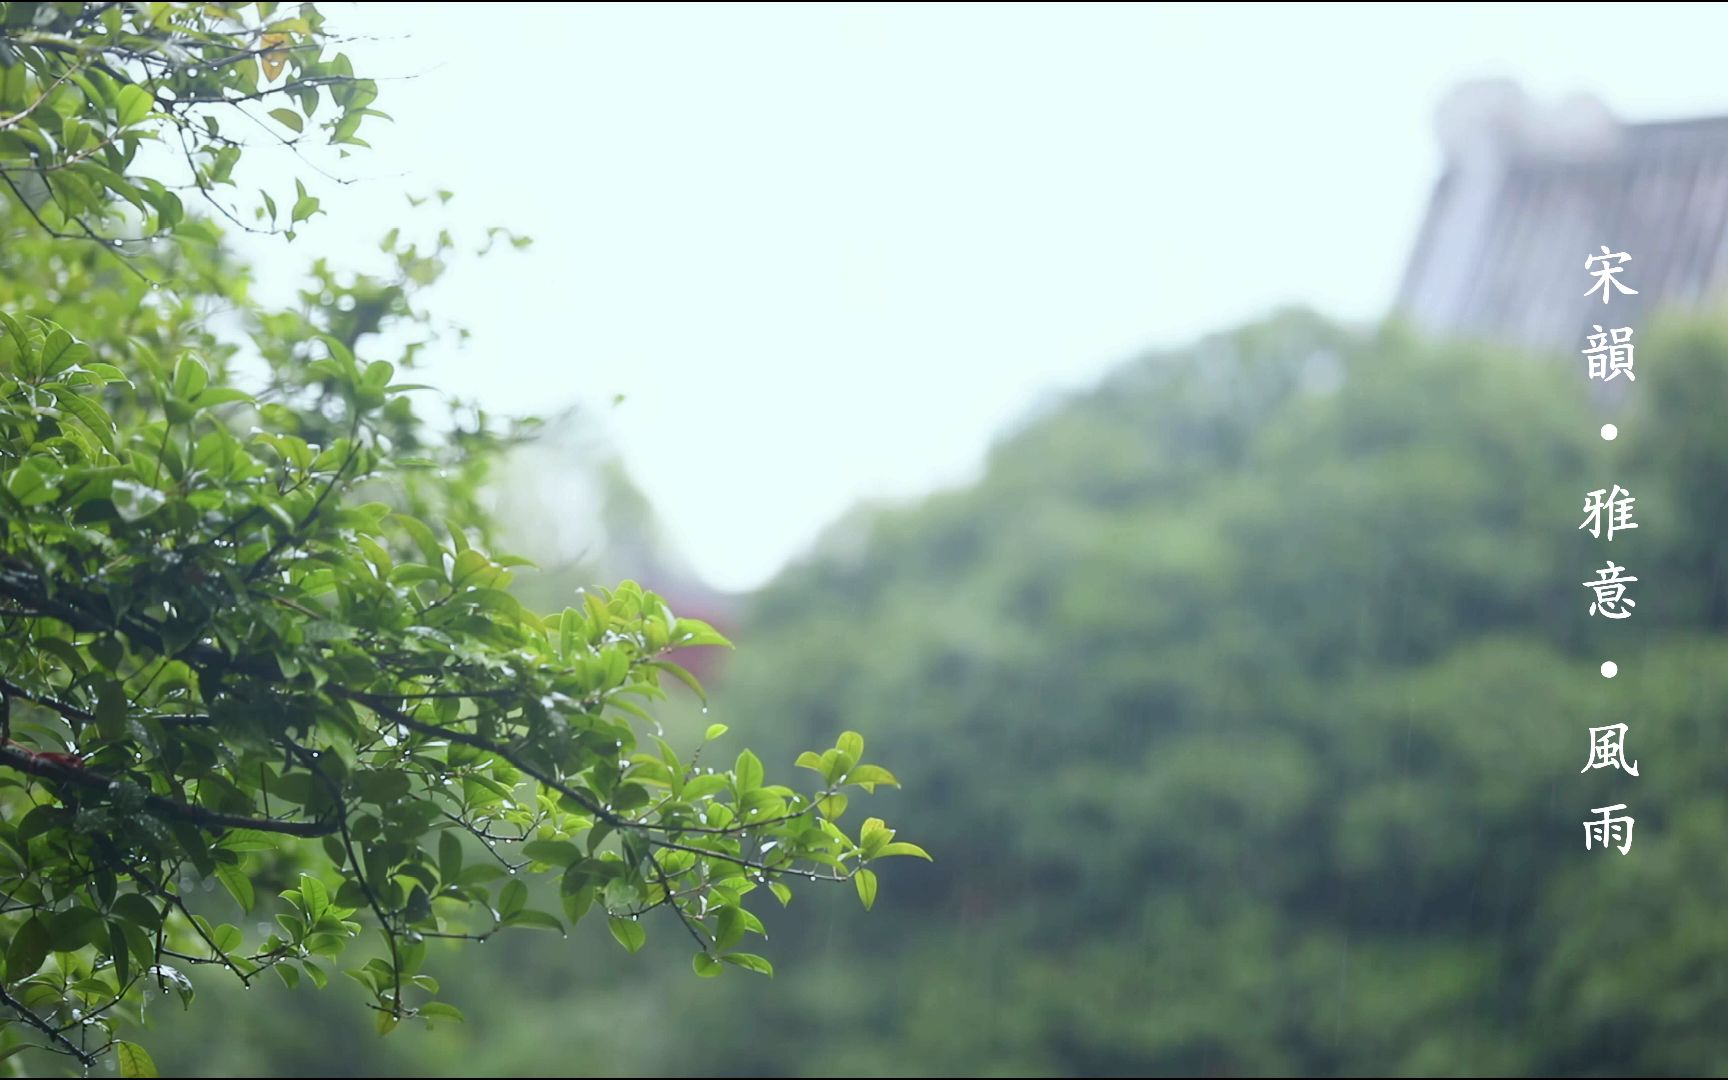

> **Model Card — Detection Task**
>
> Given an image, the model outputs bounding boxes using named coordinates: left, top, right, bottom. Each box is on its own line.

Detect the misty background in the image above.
left=128, top=3, right=1728, bottom=1076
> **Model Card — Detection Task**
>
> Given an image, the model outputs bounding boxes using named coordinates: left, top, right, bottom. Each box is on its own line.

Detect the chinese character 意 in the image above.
left=1579, top=485, right=1637, bottom=540
left=1585, top=246, right=1639, bottom=303
left=1583, top=325, right=1636, bottom=382
left=1583, top=561, right=1638, bottom=619
left=1580, top=723, right=1639, bottom=776
left=1584, top=803, right=1635, bottom=854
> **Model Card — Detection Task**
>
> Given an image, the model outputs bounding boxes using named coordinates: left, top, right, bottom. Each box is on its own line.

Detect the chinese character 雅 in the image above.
left=1583, top=325, right=1636, bottom=382
left=1583, top=561, right=1638, bottom=619
left=1583, top=803, right=1635, bottom=854
left=1580, top=723, right=1639, bottom=776
left=1580, top=485, right=1637, bottom=540
left=1585, top=246, right=1639, bottom=304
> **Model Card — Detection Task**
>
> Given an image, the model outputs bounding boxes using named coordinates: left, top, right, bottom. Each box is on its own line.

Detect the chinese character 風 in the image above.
left=1580, top=723, right=1639, bottom=776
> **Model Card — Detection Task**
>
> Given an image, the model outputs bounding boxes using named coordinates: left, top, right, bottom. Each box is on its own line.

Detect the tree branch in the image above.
left=0, top=741, right=337, bottom=838
left=0, top=982, right=97, bottom=1067
left=0, top=674, right=94, bottom=727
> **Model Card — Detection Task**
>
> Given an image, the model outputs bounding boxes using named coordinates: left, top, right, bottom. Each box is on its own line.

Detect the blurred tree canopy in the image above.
left=165, top=302, right=1728, bottom=1077
left=0, top=4, right=914, bottom=1075
left=666, top=307, right=1728, bottom=1078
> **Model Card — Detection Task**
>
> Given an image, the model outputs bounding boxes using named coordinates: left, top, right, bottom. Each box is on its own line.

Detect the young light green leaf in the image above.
left=719, top=952, right=774, bottom=977
left=608, top=916, right=646, bottom=954
left=876, top=841, right=933, bottom=860
left=734, top=749, right=764, bottom=794
left=855, top=868, right=878, bottom=911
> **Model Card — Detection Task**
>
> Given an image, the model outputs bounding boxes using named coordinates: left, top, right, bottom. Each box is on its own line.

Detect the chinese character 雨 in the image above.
left=1585, top=247, right=1639, bottom=304
left=1583, top=325, right=1636, bottom=382
left=1580, top=485, right=1637, bottom=540
left=1580, top=723, right=1639, bottom=776
left=1584, top=803, right=1635, bottom=854
left=1583, top=561, right=1638, bottom=619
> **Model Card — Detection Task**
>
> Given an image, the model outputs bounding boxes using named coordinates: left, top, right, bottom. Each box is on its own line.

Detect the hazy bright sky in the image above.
left=238, top=3, right=1728, bottom=592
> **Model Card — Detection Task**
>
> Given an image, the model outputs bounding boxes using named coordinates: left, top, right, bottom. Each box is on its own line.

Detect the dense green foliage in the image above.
left=147, top=303, right=1728, bottom=1077
left=0, top=5, right=911, bottom=1075
left=675, top=309, right=1728, bottom=1077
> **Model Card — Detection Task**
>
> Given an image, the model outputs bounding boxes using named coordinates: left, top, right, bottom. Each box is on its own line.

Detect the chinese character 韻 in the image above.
left=1583, top=325, right=1636, bottom=382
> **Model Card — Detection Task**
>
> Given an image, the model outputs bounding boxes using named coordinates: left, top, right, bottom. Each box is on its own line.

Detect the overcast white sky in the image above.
left=237, top=3, right=1728, bottom=591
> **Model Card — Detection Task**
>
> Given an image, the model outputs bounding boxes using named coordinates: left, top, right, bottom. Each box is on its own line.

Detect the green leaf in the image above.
left=608, top=916, right=646, bottom=954
left=268, top=107, right=305, bottom=133
left=419, top=1001, right=465, bottom=1024
left=5, top=461, right=56, bottom=506
left=876, top=841, right=933, bottom=860
left=112, top=893, right=161, bottom=929
left=715, top=905, right=746, bottom=950
left=653, top=659, right=707, bottom=704
left=693, top=952, right=723, bottom=977
left=395, top=513, right=445, bottom=566
left=860, top=817, right=893, bottom=858
left=681, top=774, right=730, bottom=801
left=110, top=479, right=166, bottom=522
left=116, top=1041, right=158, bottom=1078
left=497, top=878, right=528, bottom=919
left=719, top=951, right=774, bottom=977
left=40, top=328, right=88, bottom=374
left=109, top=920, right=130, bottom=985
left=48, top=386, right=117, bottom=453
left=520, top=839, right=583, bottom=867
left=210, top=922, right=243, bottom=954
left=172, top=355, right=208, bottom=399
left=734, top=749, right=764, bottom=795
left=5, top=915, right=50, bottom=979
left=438, top=830, right=463, bottom=884
left=845, top=764, right=900, bottom=788
left=292, top=178, right=321, bottom=224
left=854, top=868, right=878, bottom=911
left=299, top=874, right=329, bottom=925
left=115, top=84, right=152, bottom=127
left=837, top=731, right=866, bottom=761
left=504, top=909, right=565, bottom=933
left=192, top=386, right=253, bottom=410
left=217, top=863, right=256, bottom=912
left=704, top=722, right=729, bottom=741
left=48, top=905, right=105, bottom=951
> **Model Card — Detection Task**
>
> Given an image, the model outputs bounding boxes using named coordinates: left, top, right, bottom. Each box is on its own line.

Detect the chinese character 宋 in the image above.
left=1583, top=325, right=1636, bottom=382
left=1580, top=723, right=1639, bottom=776
left=1583, top=561, right=1638, bottom=619
left=1583, top=804, right=1635, bottom=854
left=1585, top=247, right=1639, bottom=304
left=1579, top=485, right=1637, bottom=540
